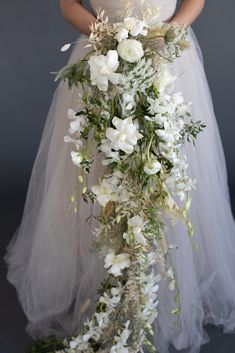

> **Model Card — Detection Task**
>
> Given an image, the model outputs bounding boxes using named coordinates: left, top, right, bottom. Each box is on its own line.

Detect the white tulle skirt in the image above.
left=4, top=28, right=235, bottom=353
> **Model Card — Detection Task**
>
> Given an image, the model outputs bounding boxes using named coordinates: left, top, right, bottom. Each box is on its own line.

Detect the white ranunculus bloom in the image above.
left=144, top=159, right=161, bottom=175
left=104, top=252, right=131, bottom=276
left=91, top=179, right=118, bottom=207
left=106, top=116, right=143, bottom=154
left=88, top=50, right=122, bottom=91
left=117, top=39, right=144, bottom=63
left=71, top=151, right=83, bottom=167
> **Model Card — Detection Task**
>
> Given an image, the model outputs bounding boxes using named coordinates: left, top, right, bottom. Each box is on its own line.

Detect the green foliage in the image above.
left=28, top=336, right=65, bottom=353
left=54, top=60, right=89, bottom=89
left=182, top=119, right=207, bottom=144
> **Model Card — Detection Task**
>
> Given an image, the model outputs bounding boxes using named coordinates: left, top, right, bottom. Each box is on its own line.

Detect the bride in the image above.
left=4, top=0, right=235, bottom=352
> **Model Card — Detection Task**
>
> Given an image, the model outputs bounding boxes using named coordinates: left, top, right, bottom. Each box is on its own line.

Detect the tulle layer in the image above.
left=4, top=26, right=235, bottom=353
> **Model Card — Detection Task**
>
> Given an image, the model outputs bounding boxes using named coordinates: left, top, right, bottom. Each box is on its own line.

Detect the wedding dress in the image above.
left=4, top=1, right=235, bottom=352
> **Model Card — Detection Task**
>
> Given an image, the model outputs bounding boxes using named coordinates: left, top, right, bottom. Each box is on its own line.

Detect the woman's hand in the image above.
left=59, top=0, right=97, bottom=36
left=169, top=0, right=205, bottom=26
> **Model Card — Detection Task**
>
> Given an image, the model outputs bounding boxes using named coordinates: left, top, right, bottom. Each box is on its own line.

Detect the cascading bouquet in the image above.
left=51, top=7, right=205, bottom=353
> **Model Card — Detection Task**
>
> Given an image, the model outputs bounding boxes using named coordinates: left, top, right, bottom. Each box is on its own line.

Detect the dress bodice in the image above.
left=88, top=0, right=177, bottom=23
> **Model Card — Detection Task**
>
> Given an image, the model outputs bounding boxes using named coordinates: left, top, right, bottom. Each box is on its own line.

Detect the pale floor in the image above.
left=1, top=193, right=235, bottom=353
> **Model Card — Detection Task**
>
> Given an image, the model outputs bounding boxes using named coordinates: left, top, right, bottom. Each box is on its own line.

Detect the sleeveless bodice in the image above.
left=89, top=0, right=177, bottom=23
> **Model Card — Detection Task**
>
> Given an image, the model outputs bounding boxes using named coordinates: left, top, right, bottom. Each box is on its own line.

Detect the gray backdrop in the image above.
left=0, top=0, right=235, bottom=201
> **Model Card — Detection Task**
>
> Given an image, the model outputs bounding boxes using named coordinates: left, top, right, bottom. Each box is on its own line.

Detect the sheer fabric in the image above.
left=4, top=1, right=235, bottom=352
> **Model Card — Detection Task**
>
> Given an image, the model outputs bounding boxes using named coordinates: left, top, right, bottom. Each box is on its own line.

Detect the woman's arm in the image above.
left=170, top=0, right=205, bottom=26
left=59, top=0, right=96, bottom=36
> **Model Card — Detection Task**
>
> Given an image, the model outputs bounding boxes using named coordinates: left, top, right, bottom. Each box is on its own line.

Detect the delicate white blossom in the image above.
left=67, top=108, right=87, bottom=134
left=88, top=50, right=122, bottom=91
left=114, top=17, right=148, bottom=42
left=117, top=39, right=144, bottom=63
left=144, top=158, right=161, bottom=175
left=92, top=179, right=119, bottom=207
left=106, top=116, right=143, bottom=154
left=71, top=151, right=83, bottom=167
left=104, top=252, right=131, bottom=276
left=155, top=66, right=177, bottom=94
left=127, top=215, right=146, bottom=245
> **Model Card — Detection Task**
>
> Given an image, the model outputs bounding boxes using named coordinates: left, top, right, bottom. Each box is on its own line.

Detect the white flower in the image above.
left=155, top=121, right=180, bottom=144
left=106, top=116, right=143, bottom=154
left=64, top=135, right=83, bottom=149
left=155, top=66, right=177, bottom=94
left=100, top=139, right=120, bottom=165
left=114, top=27, right=129, bottom=42
left=144, top=158, right=161, bottom=175
left=128, top=215, right=146, bottom=245
left=161, top=150, right=180, bottom=164
left=91, top=179, right=118, bottom=207
left=99, top=286, right=122, bottom=308
left=71, top=151, right=83, bottom=167
left=117, top=39, right=144, bottom=63
left=114, top=17, right=148, bottom=42
left=88, top=50, right=122, bottom=91
left=104, top=252, right=131, bottom=276
left=111, top=321, right=131, bottom=353
left=67, top=108, right=87, bottom=134
left=95, top=311, right=110, bottom=328
left=122, top=92, right=136, bottom=111
left=147, top=97, right=172, bottom=116
left=82, top=326, right=100, bottom=342
left=69, top=336, right=88, bottom=350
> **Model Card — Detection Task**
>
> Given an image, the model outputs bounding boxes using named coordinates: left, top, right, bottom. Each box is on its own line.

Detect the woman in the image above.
left=4, top=1, right=235, bottom=352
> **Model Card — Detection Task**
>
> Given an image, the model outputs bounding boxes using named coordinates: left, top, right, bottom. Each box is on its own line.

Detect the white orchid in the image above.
left=67, top=108, right=87, bottom=134
left=91, top=179, right=119, bottom=207
left=99, top=286, right=122, bottom=308
left=70, top=151, right=83, bottom=167
left=144, top=157, right=161, bottom=175
left=104, top=252, right=131, bottom=276
left=127, top=215, right=146, bottom=245
left=117, top=39, right=144, bottom=63
left=114, top=26, right=129, bottom=43
left=69, top=336, right=88, bottom=350
left=100, top=139, right=120, bottom=165
left=82, top=323, right=101, bottom=343
left=95, top=311, right=110, bottom=328
left=64, top=135, right=83, bottom=149
left=111, top=321, right=131, bottom=353
left=155, top=121, right=181, bottom=144
left=147, top=96, right=172, bottom=116
left=106, top=116, right=143, bottom=154
left=114, top=17, right=148, bottom=42
left=155, top=66, right=177, bottom=94
left=122, top=92, right=136, bottom=111
left=88, top=50, right=122, bottom=91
